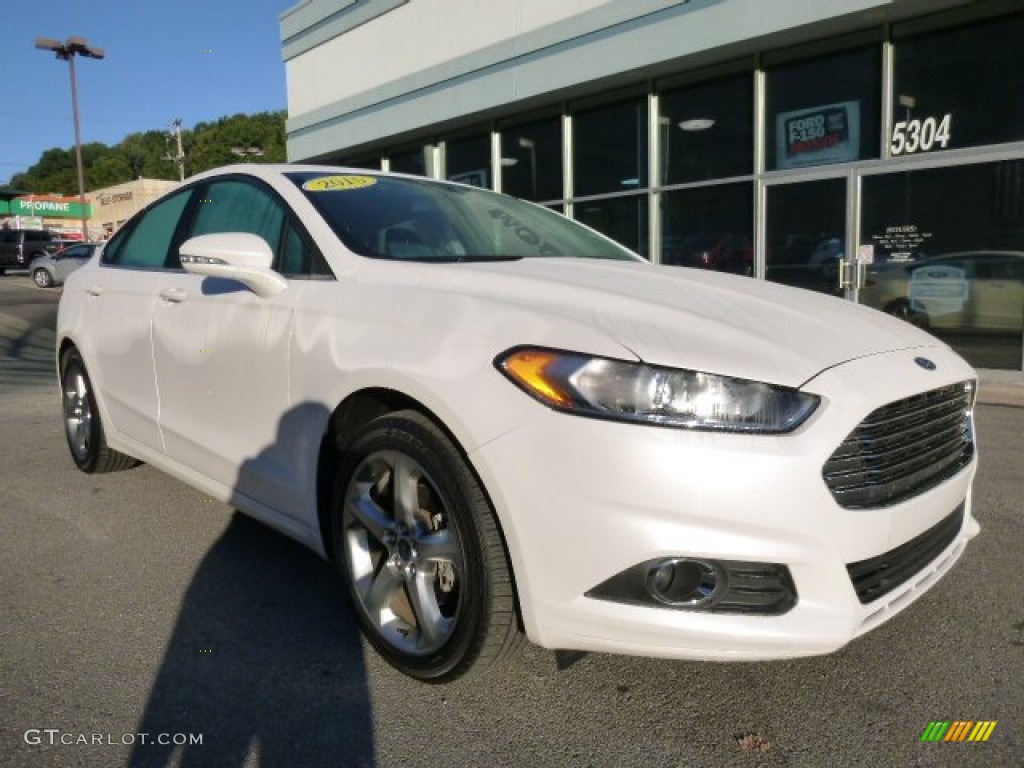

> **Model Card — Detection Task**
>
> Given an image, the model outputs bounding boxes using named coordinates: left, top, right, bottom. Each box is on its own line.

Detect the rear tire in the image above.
left=60, top=348, right=138, bottom=473
left=332, top=410, right=522, bottom=682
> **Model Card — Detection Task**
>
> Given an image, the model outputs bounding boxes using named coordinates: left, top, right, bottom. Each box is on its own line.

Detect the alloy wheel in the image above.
left=341, top=449, right=464, bottom=656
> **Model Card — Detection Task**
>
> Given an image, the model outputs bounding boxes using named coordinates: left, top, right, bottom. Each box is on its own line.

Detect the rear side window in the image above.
left=103, top=189, right=192, bottom=268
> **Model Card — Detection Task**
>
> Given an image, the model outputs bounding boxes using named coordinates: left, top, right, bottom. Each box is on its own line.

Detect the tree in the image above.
left=8, top=111, right=287, bottom=194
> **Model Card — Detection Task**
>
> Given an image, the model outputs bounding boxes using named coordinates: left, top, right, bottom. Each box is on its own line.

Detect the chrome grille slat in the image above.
left=854, top=395, right=967, bottom=432
left=822, top=382, right=974, bottom=509
left=838, top=406, right=966, bottom=451
left=826, top=423, right=967, bottom=479
left=826, top=430, right=968, bottom=486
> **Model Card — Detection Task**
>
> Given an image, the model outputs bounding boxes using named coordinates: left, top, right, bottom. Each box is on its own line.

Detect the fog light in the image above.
left=646, top=558, right=720, bottom=607
left=586, top=558, right=797, bottom=614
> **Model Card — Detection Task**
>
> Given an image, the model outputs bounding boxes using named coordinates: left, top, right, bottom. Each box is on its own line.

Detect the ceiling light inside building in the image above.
left=679, top=118, right=715, bottom=131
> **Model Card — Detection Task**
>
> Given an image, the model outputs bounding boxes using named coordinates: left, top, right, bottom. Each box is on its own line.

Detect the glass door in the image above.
left=764, top=177, right=851, bottom=298
left=859, top=161, right=1024, bottom=371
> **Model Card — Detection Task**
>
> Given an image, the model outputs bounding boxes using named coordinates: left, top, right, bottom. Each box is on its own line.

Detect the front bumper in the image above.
left=472, top=344, right=978, bottom=660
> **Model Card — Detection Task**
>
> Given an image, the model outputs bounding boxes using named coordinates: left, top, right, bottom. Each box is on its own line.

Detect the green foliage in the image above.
left=8, top=111, right=286, bottom=195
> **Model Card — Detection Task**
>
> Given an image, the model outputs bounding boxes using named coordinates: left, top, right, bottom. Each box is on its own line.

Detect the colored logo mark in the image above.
left=921, top=721, right=997, bottom=742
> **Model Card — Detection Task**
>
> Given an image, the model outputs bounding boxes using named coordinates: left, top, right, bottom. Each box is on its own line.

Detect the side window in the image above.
left=62, top=245, right=89, bottom=259
left=189, top=180, right=285, bottom=262
left=188, top=178, right=332, bottom=279
left=280, top=221, right=333, bottom=278
left=103, top=189, right=193, bottom=268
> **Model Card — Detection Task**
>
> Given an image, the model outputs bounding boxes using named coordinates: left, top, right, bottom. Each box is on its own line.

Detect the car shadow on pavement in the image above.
left=130, top=404, right=376, bottom=767
left=0, top=307, right=59, bottom=390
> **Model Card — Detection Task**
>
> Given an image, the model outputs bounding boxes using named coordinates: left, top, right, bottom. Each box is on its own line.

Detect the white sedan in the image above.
left=56, top=165, right=979, bottom=682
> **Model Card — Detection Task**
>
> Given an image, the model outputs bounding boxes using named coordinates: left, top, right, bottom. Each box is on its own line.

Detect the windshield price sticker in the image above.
left=890, top=114, right=952, bottom=155
left=303, top=175, right=377, bottom=192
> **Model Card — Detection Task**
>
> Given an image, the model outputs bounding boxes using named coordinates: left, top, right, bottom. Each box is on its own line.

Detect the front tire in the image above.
left=60, top=348, right=137, bottom=473
left=33, top=268, right=53, bottom=288
left=332, top=410, right=521, bottom=682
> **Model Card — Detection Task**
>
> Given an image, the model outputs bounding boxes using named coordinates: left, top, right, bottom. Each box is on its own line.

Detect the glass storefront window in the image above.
left=575, top=195, right=648, bottom=257
left=765, top=47, right=881, bottom=171
left=389, top=147, right=433, bottom=177
left=445, top=134, right=491, bottom=188
left=573, top=98, right=648, bottom=197
left=659, top=74, right=753, bottom=184
left=661, top=183, right=753, bottom=275
left=892, top=14, right=1024, bottom=156
left=860, top=161, right=1024, bottom=370
left=342, top=158, right=382, bottom=170
left=501, top=118, right=563, bottom=203
left=765, top=178, right=846, bottom=294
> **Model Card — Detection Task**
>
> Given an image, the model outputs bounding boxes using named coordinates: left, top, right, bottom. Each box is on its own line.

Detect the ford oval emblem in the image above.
left=915, top=357, right=937, bottom=371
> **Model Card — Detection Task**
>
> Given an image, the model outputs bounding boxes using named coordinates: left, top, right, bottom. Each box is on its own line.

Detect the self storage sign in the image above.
left=776, top=101, right=861, bottom=169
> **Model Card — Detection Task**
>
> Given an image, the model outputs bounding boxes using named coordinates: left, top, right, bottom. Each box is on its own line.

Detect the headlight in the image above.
left=496, top=347, right=819, bottom=433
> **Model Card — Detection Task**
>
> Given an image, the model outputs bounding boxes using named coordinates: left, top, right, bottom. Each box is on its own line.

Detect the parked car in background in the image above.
left=0, top=229, right=60, bottom=274
left=29, top=242, right=101, bottom=288
left=57, top=165, right=979, bottom=682
left=662, top=232, right=753, bottom=274
left=861, top=251, right=1024, bottom=332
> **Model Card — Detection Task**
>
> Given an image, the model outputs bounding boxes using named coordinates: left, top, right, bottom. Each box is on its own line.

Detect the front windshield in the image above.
left=287, top=171, right=640, bottom=263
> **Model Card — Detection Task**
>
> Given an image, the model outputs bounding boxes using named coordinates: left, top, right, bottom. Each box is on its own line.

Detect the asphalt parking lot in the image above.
left=1, top=274, right=1021, bottom=767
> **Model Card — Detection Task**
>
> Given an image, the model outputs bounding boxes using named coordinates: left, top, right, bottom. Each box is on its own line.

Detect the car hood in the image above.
left=363, top=257, right=941, bottom=388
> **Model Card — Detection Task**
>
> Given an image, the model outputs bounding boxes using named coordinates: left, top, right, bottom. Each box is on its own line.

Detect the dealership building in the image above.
left=280, top=0, right=1024, bottom=374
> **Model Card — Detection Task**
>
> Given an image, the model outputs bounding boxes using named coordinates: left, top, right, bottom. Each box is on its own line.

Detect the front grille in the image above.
left=847, top=503, right=964, bottom=604
left=823, top=382, right=974, bottom=509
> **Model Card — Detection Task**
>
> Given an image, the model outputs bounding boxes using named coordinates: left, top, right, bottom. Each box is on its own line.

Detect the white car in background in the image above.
left=862, top=251, right=1024, bottom=332
left=56, top=165, right=979, bottom=682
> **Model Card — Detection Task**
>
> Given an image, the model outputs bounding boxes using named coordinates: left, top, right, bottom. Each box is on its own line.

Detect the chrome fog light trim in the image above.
left=645, top=558, right=720, bottom=607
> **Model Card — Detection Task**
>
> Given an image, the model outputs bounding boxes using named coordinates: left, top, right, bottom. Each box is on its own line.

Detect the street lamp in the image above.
left=230, top=146, right=265, bottom=162
left=518, top=137, right=537, bottom=200
left=35, top=36, right=105, bottom=241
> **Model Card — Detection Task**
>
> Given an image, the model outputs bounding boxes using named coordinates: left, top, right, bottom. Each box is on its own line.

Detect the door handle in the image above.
left=158, top=288, right=188, bottom=304
left=86, top=285, right=102, bottom=297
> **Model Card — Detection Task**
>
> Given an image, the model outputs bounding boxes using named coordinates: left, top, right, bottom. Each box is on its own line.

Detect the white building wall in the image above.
left=286, top=0, right=611, bottom=118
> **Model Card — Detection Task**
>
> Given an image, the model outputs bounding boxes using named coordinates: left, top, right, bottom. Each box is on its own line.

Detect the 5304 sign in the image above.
left=891, top=114, right=952, bottom=155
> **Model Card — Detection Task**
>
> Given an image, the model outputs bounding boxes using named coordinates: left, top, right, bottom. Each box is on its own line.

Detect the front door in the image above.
left=150, top=176, right=306, bottom=518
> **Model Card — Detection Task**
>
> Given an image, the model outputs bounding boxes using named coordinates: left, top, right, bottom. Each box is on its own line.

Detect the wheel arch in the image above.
left=57, top=336, right=78, bottom=370
left=315, top=386, right=525, bottom=628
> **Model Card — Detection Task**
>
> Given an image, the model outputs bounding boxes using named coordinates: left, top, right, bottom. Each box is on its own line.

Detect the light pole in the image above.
left=35, top=36, right=104, bottom=241
left=518, top=137, right=536, bottom=200
left=230, top=146, right=265, bottom=162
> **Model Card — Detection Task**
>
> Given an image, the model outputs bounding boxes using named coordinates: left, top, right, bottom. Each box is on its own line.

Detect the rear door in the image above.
left=79, top=188, right=195, bottom=453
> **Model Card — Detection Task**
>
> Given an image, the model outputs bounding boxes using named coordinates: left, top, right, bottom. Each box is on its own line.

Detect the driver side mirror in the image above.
left=179, top=233, right=287, bottom=298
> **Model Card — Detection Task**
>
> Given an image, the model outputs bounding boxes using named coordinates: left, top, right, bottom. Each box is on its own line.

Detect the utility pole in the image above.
left=166, top=118, right=185, bottom=182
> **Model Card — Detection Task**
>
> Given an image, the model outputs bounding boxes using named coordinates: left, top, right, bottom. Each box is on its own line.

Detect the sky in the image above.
left=0, top=0, right=297, bottom=186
